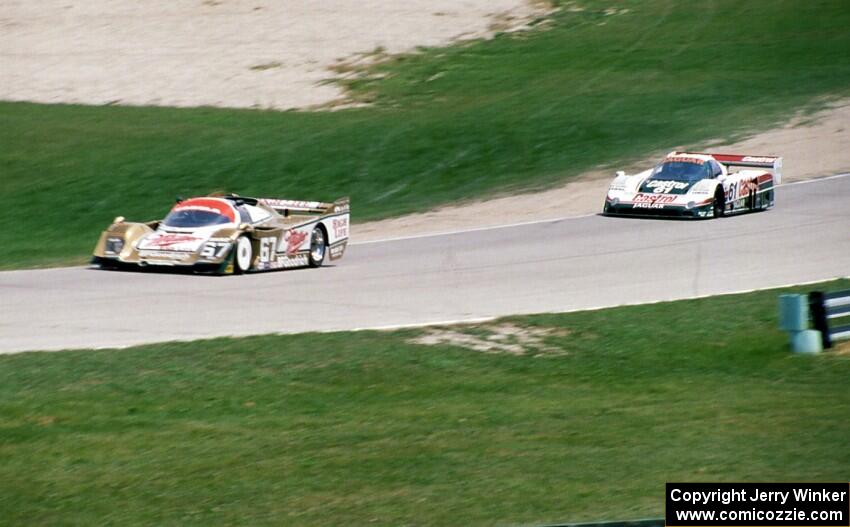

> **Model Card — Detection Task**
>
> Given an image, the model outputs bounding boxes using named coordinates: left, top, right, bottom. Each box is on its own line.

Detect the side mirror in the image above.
left=615, top=170, right=626, bottom=178
left=239, top=223, right=253, bottom=232
left=113, top=216, right=125, bottom=224
left=175, top=196, right=184, bottom=203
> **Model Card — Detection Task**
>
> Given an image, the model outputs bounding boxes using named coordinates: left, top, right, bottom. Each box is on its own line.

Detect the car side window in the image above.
left=709, top=160, right=723, bottom=178
left=237, top=206, right=253, bottom=225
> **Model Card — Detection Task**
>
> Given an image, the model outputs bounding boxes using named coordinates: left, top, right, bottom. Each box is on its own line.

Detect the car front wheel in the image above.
left=308, top=227, right=326, bottom=268
left=234, top=236, right=253, bottom=274
left=713, top=188, right=726, bottom=218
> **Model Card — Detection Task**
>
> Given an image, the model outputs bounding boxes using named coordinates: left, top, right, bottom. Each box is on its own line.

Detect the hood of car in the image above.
left=137, top=228, right=215, bottom=252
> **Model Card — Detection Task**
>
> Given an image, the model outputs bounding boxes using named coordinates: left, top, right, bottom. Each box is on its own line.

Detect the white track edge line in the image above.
left=11, top=275, right=848, bottom=354
left=336, top=274, right=850, bottom=333
left=781, top=172, right=850, bottom=186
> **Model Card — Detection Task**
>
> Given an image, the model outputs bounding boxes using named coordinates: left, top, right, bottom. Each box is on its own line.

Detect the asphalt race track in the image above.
left=1, top=175, right=848, bottom=353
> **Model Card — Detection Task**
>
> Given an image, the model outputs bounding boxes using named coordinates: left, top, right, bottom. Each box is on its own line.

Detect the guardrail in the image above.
left=779, top=289, right=850, bottom=353
left=810, top=289, right=850, bottom=349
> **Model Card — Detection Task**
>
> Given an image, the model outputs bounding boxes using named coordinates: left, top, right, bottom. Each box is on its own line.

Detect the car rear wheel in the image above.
left=713, top=188, right=726, bottom=218
left=234, top=236, right=253, bottom=274
left=308, top=226, right=326, bottom=268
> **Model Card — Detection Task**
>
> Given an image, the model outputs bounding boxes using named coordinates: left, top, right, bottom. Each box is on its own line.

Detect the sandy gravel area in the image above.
left=354, top=100, right=850, bottom=242
left=0, top=0, right=543, bottom=109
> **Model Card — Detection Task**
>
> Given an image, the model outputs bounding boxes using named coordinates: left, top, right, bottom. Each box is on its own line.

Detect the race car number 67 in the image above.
left=201, top=242, right=229, bottom=259
left=260, top=237, right=277, bottom=263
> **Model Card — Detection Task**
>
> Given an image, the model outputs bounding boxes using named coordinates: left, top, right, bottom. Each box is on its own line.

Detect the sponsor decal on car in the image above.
left=262, top=199, right=324, bottom=210
left=644, top=180, right=690, bottom=193
left=257, top=254, right=309, bottom=270
left=633, top=194, right=677, bottom=203
left=332, top=217, right=349, bottom=238
left=666, top=156, right=704, bottom=165
left=329, top=243, right=347, bottom=259
left=137, top=233, right=206, bottom=253
left=632, top=193, right=677, bottom=209
left=142, top=234, right=201, bottom=248
left=725, top=178, right=759, bottom=201
left=284, top=230, right=308, bottom=255
left=138, top=250, right=192, bottom=261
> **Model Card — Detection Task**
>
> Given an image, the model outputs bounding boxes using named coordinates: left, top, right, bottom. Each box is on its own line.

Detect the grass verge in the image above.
left=3, top=0, right=850, bottom=268
left=2, top=280, right=849, bottom=526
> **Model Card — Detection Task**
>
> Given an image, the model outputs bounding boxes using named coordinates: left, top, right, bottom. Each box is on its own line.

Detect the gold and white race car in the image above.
left=92, top=194, right=349, bottom=274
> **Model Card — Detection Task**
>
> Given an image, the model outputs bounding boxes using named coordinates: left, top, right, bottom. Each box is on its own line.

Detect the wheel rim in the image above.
left=236, top=237, right=252, bottom=270
left=310, top=228, right=325, bottom=262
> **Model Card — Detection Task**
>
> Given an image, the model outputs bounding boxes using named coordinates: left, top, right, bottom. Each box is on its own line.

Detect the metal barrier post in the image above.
left=779, top=294, right=822, bottom=354
left=808, top=291, right=831, bottom=349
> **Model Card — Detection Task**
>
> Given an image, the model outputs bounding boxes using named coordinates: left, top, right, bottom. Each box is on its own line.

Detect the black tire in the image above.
left=233, top=235, right=253, bottom=274
left=713, top=188, right=726, bottom=218
left=308, top=226, right=327, bottom=268
left=94, top=257, right=119, bottom=270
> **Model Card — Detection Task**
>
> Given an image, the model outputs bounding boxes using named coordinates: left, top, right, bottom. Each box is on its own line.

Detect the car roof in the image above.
left=664, top=152, right=714, bottom=164
left=172, top=197, right=239, bottom=223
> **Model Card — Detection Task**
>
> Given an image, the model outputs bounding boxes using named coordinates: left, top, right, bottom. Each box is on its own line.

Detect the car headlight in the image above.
left=686, top=201, right=695, bottom=210
left=105, top=237, right=124, bottom=254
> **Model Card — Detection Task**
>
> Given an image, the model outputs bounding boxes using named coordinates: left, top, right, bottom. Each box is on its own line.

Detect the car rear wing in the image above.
left=261, top=197, right=350, bottom=216
left=700, top=152, right=783, bottom=184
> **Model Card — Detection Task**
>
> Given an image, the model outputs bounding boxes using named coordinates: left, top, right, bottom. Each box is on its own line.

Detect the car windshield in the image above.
left=162, top=208, right=232, bottom=228
left=651, top=161, right=709, bottom=182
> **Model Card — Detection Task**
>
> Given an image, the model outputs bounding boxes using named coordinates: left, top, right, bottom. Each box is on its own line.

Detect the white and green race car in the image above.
left=604, top=151, right=782, bottom=219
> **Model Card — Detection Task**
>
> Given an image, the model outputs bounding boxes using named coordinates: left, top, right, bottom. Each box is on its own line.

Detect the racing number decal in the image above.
left=260, top=237, right=278, bottom=263
left=726, top=179, right=758, bottom=203
left=201, top=242, right=229, bottom=259
left=726, top=181, right=737, bottom=202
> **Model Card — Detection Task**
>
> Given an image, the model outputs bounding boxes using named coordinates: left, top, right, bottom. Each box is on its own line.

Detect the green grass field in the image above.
left=2, top=281, right=849, bottom=526
left=2, top=0, right=850, bottom=269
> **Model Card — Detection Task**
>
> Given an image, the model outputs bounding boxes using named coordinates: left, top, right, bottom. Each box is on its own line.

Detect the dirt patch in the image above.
left=412, top=322, right=568, bottom=356
left=831, top=340, right=850, bottom=356
left=354, top=99, right=850, bottom=242
left=706, top=101, right=850, bottom=182
left=0, top=0, right=549, bottom=110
